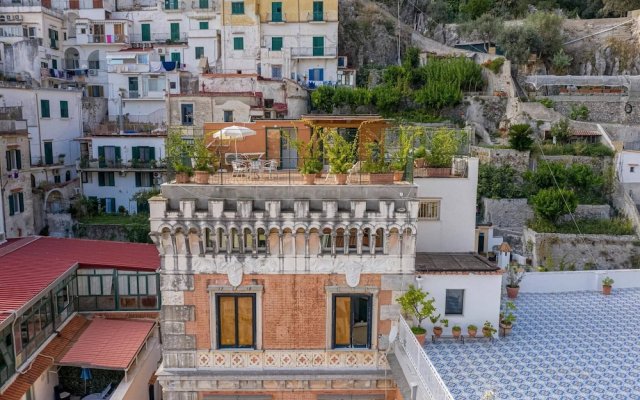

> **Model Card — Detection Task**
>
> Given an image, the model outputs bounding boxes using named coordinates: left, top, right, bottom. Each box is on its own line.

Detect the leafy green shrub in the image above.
left=549, top=119, right=572, bottom=143
left=478, top=164, right=523, bottom=199
left=508, top=124, right=534, bottom=151
left=425, top=129, right=460, bottom=167
left=551, top=49, right=573, bottom=74
left=523, top=162, right=607, bottom=204
left=483, top=58, right=505, bottom=74
left=531, top=188, right=578, bottom=223
left=310, top=85, right=336, bottom=113
left=570, top=104, right=590, bottom=120
left=538, top=98, right=555, bottom=108
left=538, top=143, right=614, bottom=157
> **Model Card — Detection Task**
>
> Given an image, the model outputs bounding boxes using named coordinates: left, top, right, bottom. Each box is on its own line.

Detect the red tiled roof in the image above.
left=0, top=237, right=159, bottom=323
left=58, top=319, right=155, bottom=370
left=1, top=315, right=90, bottom=400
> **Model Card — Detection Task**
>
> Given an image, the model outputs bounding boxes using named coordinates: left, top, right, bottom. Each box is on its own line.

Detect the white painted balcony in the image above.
left=291, top=46, right=337, bottom=58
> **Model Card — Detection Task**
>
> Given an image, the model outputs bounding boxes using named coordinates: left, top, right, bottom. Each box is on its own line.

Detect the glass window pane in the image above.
left=89, top=276, right=102, bottom=295
left=147, top=275, right=157, bottom=295
left=218, top=297, right=236, bottom=346
left=237, top=296, right=254, bottom=346
left=352, top=296, right=370, bottom=347
left=334, top=296, right=351, bottom=346
left=445, top=289, right=464, bottom=315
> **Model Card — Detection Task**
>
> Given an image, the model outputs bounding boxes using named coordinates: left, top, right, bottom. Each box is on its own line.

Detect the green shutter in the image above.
left=271, top=2, right=282, bottom=21
left=18, top=192, right=24, bottom=213
left=233, top=37, right=244, bottom=50
left=313, top=1, right=323, bottom=20
left=171, top=52, right=181, bottom=63
left=40, top=100, right=50, bottom=118
left=44, top=142, right=53, bottom=165
left=132, top=146, right=140, bottom=161
left=16, top=150, right=21, bottom=169
left=99, top=198, right=106, bottom=212
left=115, top=147, right=121, bottom=163
left=272, top=37, right=283, bottom=51
left=98, top=172, right=105, bottom=186
left=141, top=24, right=151, bottom=41
left=170, top=23, right=180, bottom=42
left=199, top=21, right=209, bottom=29
left=5, top=151, right=10, bottom=171
left=149, top=147, right=156, bottom=160
left=60, top=100, right=69, bottom=118
left=98, top=146, right=105, bottom=167
left=110, top=198, right=116, bottom=212
left=8, top=195, right=14, bottom=216
left=109, top=172, right=115, bottom=186
left=199, top=0, right=207, bottom=8
left=313, top=36, right=324, bottom=56
left=135, top=172, right=141, bottom=187
left=195, top=47, right=204, bottom=59
left=231, top=1, right=244, bottom=14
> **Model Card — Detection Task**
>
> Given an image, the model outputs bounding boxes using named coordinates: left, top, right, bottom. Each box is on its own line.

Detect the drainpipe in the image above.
left=34, top=91, right=47, bottom=182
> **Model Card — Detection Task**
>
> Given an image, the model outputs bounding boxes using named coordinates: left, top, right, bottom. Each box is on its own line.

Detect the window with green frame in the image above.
left=233, top=37, right=244, bottom=50
left=40, top=99, right=50, bottom=118
left=231, top=1, right=244, bottom=14
left=195, top=46, right=205, bottom=59
left=199, top=21, right=209, bottom=29
left=271, top=36, right=283, bottom=51
left=117, top=271, right=159, bottom=310
left=54, top=275, right=77, bottom=326
left=312, top=1, right=323, bottom=21
left=312, top=36, right=324, bottom=56
left=76, top=269, right=116, bottom=311
left=0, top=325, right=15, bottom=388
left=15, top=296, right=54, bottom=365
left=198, top=0, right=208, bottom=8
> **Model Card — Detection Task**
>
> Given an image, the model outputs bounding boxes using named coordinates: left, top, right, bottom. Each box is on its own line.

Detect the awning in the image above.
left=58, top=319, right=155, bottom=370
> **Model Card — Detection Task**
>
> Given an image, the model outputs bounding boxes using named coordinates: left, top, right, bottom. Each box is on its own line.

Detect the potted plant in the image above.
left=425, top=128, right=459, bottom=177
left=482, top=321, right=496, bottom=338
left=396, top=285, right=436, bottom=346
left=413, top=145, right=427, bottom=168
left=467, top=324, right=478, bottom=337
left=452, top=325, right=462, bottom=339
left=167, top=129, right=193, bottom=184
left=324, top=129, right=355, bottom=185
left=89, top=158, right=99, bottom=168
left=288, top=130, right=323, bottom=185
left=58, top=154, right=66, bottom=164
left=506, top=263, right=525, bottom=299
left=602, top=276, right=614, bottom=295
left=362, top=141, right=394, bottom=184
left=390, top=125, right=419, bottom=182
left=192, top=136, right=214, bottom=184
left=499, top=301, right=516, bottom=336
left=390, top=160, right=405, bottom=182
left=430, top=315, right=448, bottom=338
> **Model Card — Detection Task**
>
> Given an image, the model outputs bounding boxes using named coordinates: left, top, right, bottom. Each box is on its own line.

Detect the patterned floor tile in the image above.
left=425, top=288, right=640, bottom=400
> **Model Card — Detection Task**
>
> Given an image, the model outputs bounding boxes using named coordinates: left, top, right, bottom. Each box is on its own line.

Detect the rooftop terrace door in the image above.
left=266, top=127, right=297, bottom=169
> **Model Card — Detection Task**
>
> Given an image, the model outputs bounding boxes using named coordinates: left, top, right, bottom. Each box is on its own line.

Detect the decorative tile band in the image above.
left=197, top=350, right=389, bottom=370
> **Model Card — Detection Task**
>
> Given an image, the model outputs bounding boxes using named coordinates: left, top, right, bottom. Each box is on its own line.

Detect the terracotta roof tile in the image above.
left=58, top=319, right=155, bottom=370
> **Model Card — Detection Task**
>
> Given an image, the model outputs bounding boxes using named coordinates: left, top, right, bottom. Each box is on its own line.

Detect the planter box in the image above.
left=369, top=173, right=394, bottom=184
left=426, top=167, right=452, bottom=177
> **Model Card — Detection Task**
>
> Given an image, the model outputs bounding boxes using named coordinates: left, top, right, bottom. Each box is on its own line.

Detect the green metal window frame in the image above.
left=0, top=325, right=15, bottom=388
left=40, top=100, right=50, bottom=118
left=312, top=1, right=323, bottom=21
left=199, top=21, right=209, bottom=29
left=231, top=1, right=244, bottom=14
left=141, top=23, right=151, bottom=41
left=195, top=46, right=205, bottom=59
left=271, top=1, right=282, bottom=22
left=198, top=0, right=208, bottom=8
left=15, top=295, right=54, bottom=366
left=233, top=37, right=244, bottom=50
left=312, top=36, right=324, bottom=56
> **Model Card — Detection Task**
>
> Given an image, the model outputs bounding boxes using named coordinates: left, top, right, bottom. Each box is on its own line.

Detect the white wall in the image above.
left=415, top=158, right=479, bottom=253
left=417, top=272, right=502, bottom=336
left=89, top=136, right=165, bottom=162
left=519, top=269, right=640, bottom=293
left=617, top=151, right=640, bottom=183
left=111, top=336, right=161, bottom=400
left=28, top=367, right=59, bottom=400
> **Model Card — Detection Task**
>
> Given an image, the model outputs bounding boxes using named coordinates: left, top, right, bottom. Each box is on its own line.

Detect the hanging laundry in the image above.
left=150, top=61, right=164, bottom=72
left=162, top=61, right=177, bottom=71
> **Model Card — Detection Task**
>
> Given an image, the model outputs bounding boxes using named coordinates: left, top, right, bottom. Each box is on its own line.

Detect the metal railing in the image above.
left=306, top=11, right=338, bottom=22
left=291, top=46, right=337, bottom=57
left=266, top=12, right=287, bottom=22
left=88, top=34, right=128, bottom=44
left=397, top=315, right=454, bottom=400
left=129, top=32, right=187, bottom=43
left=115, top=0, right=156, bottom=9
left=78, top=157, right=166, bottom=170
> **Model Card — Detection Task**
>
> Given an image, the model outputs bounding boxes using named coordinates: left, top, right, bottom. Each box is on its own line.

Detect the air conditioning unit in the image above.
left=6, top=15, right=13, bottom=21
left=89, top=69, right=98, bottom=76
left=157, top=48, right=164, bottom=54
left=152, top=171, right=161, bottom=178
left=15, top=15, right=22, bottom=21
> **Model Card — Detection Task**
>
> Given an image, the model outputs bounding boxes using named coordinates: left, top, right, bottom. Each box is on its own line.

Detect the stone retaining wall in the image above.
left=553, top=99, right=640, bottom=125
left=524, top=228, right=639, bottom=270
left=471, top=146, right=530, bottom=172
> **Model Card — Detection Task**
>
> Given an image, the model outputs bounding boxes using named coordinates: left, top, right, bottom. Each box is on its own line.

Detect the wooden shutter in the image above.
left=149, top=147, right=155, bottom=160
left=8, top=195, right=14, bottom=216
left=334, top=296, right=351, bottom=346
left=115, top=146, right=121, bottom=162
left=132, top=146, right=140, bottom=161
left=98, top=172, right=105, bottom=186
left=108, top=172, right=115, bottom=186
left=5, top=151, right=10, bottom=170
left=135, top=172, right=141, bottom=187
left=18, top=192, right=24, bottom=213
left=15, top=150, right=21, bottom=169
left=110, top=198, right=116, bottom=212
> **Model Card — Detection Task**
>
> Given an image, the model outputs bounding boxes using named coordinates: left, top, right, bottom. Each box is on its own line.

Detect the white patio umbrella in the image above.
left=209, top=125, right=257, bottom=158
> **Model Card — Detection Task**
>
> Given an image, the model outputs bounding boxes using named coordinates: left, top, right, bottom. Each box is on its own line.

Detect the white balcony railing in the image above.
left=396, top=315, right=454, bottom=400
left=291, top=46, right=337, bottom=58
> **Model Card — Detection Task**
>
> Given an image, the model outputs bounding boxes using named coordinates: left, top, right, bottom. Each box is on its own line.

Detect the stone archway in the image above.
left=64, top=47, right=80, bottom=70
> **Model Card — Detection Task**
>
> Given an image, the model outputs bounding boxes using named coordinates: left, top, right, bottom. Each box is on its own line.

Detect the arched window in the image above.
left=388, top=228, right=400, bottom=255
left=244, top=228, right=254, bottom=252
left=217, top=228, right=227, bottom=253
left=309, top=228, right=320, bottom=255
left=375, top=228, right=384, bottom=253
left=282, top=228, right=294, bottom=255
left=335, top=228, right=345, bottom=251
left=161, top=228, right=172, bottom=254
left=257, top=228, right=267, bottom=253
left=230, top=228, right=240, bottom=253
left=321, top=228, right=332, bottom=253
left=188, top=229, right=200, bottom=255
left=295, top=228, right=306, bottom=255
left=348, top=228, right=358, bottom=253
left=204, top=228, right=215, bottom=253
left=268, top=228, right=280, bottom=256
left=174, top=229, right=186, bottom=254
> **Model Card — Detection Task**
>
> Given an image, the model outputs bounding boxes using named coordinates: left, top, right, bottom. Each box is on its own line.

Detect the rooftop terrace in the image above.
left=426, top=289, right=640, bottom=399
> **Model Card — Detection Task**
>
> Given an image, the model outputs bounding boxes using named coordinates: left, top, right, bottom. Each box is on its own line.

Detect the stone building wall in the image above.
left=524, top=228, right=639, bottom=270
left=471, top=146, right=530, bottom=172
left=553, top=99, right=640, bottom=125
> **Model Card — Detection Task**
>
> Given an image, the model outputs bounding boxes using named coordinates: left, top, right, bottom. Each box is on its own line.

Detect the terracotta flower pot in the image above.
left=506, top=286, right=520, bottom=299
left=426, top=167, right=451, bottom=177
left=467, top=328, right=477, bottom=338
left=335, top=173, right=348, bottom=185
left=482, top=327, right=492, bottom=338
left=414, top=159, right=425, bottom=168
left=175, top=172, right=190, bottom=184
left=414, top=333, right=427, bottom=346
left=393, top=171, right=403, bottom=181
left=452, top=329, right=461, bottom=339
left=369, top=173, right=394, bottom=184
left=194, top=171, right=209, bottom=184
left=500, top=322, right=513, bottom=336
left=602, top=285, right=612, bottom=295
left=433, top=326, right=443, bottom=338
left=303, top=174, right=316, bottom=185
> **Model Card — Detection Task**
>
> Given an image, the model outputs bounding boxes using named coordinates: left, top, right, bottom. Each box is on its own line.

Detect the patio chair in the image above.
left=81, top=383, right=112, bottom=400
left=346, top=161, right=362, bottom=184
left=249, top=160, right=263, bottom=179
left=231, top=160, right=249, bottom=177
left=263, top=159, right=278, bottom=179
